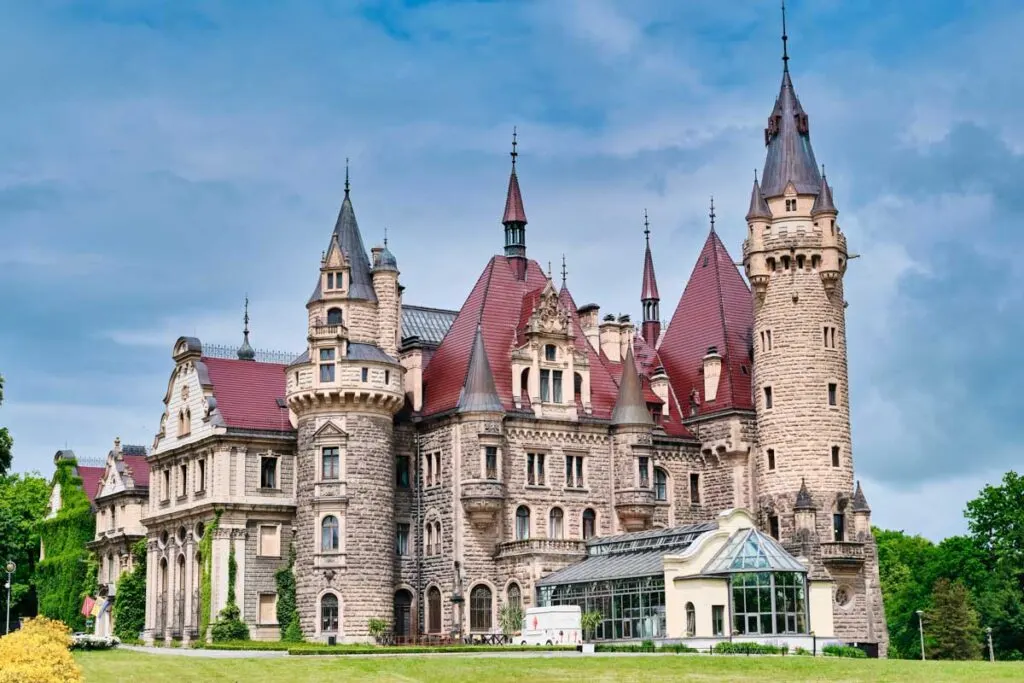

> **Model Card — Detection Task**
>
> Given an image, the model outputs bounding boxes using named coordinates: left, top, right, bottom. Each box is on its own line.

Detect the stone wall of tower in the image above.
left=372, top=270, right=400, bottom=358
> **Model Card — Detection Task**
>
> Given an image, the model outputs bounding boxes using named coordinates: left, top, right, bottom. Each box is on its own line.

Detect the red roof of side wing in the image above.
left=658, top=231, right=754, bottom=414
left=123, top=454, right=150, bottom=488
left=77, top=465, right=105, bottom=505
left=201, top=357, right=292, bottom=433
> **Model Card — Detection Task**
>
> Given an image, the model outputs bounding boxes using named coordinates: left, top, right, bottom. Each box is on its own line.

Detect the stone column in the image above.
left=182, top=540, right=195, bottom=644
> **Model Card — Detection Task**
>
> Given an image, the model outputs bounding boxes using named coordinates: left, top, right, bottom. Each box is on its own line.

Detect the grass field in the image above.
left=76, top=649, right=1024, bottom=682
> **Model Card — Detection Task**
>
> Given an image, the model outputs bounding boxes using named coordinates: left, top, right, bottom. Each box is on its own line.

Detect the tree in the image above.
left=498, top=603, right=524, bottom=638
left=0, top=472, right=50, bottom=630
left=112, top=539, right=147, bottom=641
left=927, top=578, right=982, bottom=660
left=874, top=527, right=938, bottom=658
left=966, top=471, right=1024, bottom=586
left=0, top=373, right=13, bottom=476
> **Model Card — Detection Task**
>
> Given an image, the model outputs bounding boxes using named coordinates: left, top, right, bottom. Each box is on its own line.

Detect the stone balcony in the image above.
left=495, top=538, right=586, bottom=561
left=460, top=479, right=506, bottom=528
left=821, top=541, right=866, bottom=565
left=614, top=488, right=656, bottom=532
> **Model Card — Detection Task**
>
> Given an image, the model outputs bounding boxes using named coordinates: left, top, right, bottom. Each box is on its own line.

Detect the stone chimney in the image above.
left=599, top=314, right=621, bottom=362
left=650, top=366, right=670, bottom=416
left=702, top=346, right=723, bottom=402
left=618, top=314, right=634, bottom=361
left=577, top=304, right=601, bottom=353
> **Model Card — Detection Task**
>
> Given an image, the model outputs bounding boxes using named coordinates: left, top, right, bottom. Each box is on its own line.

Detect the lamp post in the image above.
left=916, top=609, right=925, bottom=661
left=4, top=560, right=15, bottom=636
left=986, top=626, right=994, bottom=662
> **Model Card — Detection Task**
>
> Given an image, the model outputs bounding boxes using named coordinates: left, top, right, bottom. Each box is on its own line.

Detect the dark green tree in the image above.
left=874, top=527, right=938, bottom=658
left=0, top=374, right=13, bottom=476
left=274, top=540, right=302, bottom=642
left=112, top=539, right=147, bottom=641
left=0, top=472, right=50, bottom=630
left=926, top=578, right=982, bottom=660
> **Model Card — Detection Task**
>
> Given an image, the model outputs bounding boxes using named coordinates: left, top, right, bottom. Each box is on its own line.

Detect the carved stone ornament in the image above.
left=324, top=569, right=336, bottom=583
left=527, top=283, right=572, bottom=336
left=482, top=422, right=502, bottom=434
left=181, top=385, right=190, bottom=402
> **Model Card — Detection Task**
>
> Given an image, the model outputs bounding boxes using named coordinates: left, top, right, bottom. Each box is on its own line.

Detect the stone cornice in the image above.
left=141, top=500, right=296, bottom=528
left=148, top=433, right=296, bottom=465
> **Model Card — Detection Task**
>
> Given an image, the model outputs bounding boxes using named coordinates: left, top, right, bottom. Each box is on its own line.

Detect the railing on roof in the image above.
left=74, top=457, right=106, bottom=468
left=202, top=344, right=302, bottom=365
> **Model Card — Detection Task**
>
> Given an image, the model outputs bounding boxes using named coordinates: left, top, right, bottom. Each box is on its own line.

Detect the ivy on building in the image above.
left=210, top=535, right=249, bottom=642
left=112, top=539, right=147, bottom=641
left=197, top=510, right=221, bottom=640
left=274, top=539, right=303, bottom=642
left=35, top=457, right=96, bottom=631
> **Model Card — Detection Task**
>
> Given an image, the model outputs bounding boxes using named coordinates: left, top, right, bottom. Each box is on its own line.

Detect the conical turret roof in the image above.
left=794, top=478, right=815, bottom=511
left=309, top=174, right=377, bottom=303
left=457, top=323, right=504, bottom=413
left=502, top=168, right=527, bottom=225
left=810, top=172, right=838, bottom=216
left=760, top=70, right=822, bottom=198
left=611, top=344, right=653, bottom=426
left=745, top=176, right=772, bottom=221
left=852, top=481, right=870, bottom=513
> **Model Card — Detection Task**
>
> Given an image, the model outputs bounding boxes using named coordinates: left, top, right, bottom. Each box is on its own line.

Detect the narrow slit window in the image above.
left=767, top=449, right=776, bottom=471
left=764, top=386, right=773, bottom=410
left=828, top=383, right=838, bottom=406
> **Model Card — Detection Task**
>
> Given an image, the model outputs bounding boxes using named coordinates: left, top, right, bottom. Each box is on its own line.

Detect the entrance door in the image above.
left=394, top=590, right=413, bottom=640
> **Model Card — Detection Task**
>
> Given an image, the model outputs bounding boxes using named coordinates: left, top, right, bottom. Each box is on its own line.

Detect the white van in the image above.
left=518, top=605, right=582, bottom=646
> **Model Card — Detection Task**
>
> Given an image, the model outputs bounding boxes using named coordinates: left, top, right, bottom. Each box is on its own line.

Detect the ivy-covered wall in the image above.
left=197, top=511, right=220, bottom=640
left=36, top=458, right=96, bottom=631
left=112, top=539, right=147, bottom=641
left=274, top=541, right=303, bottom=642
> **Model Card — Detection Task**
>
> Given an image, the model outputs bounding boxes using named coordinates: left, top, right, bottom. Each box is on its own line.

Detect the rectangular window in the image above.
left=690, top=473, right=701, bottom=505
left=824, top=326, right=838, bottom=349
left=361, top=367, right=369, bottom=382
left=320, top=363, right=335, bottom=382
left=764, top=386, right=773, bottom=409
left=828, top=382, right=838, bottom=406
left=326, top=273, right=334, bottom=290
left=162, top=469, right=170, bottom=501
left=527, top=453, right=546, bottom=486
left=769, top=515, right=780, bottom=540
left=434, top=453, right=441, bottom=485
left=197, top=459, right=206, bottom=492
left=565, top=455, right=585, bottom=489
left=258, top=525, right=281, bottom=557
left=258, top=594, right=278, bottom=625
left=178, top=464, right=188, bottom=497
left=260, top=456, right=278, bottom=489
left=484, top=447, right=498, bottom=480
left=540, top=370, right=550, bottom=402
left=396, top=523, right=410, bottom=556
left=320, top=348, right=335, bottom=361
left=545, top=345, right=556, bottom=361
left=425, top=452, right=433, bottom=486
left=833, top=513, right=845, bottom=542
left=384, top=370, right=390, bottom=385
left=552, top=370, right=563, bottom=403
left=322, top=447, right=340, bottom=480
left=785, top=198, right=796, bottom=212
left=712, top=605, right=725, bottom=637
left=767, top=448, right=776, bottom=471
left=831, top=445, right=840, bottom=468
left=638, top=457, right=650, bottom=488
left=396, top=455, right=410, bottom=488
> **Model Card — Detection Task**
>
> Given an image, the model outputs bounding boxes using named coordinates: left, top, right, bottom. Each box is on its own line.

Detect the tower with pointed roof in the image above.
left=502, top=128, right=528, bottom=280
left=640, top=210, right=661, bottom=346
left=741, top=6, right=887, bottom=655
left=286, top=166, right=407, bottom=642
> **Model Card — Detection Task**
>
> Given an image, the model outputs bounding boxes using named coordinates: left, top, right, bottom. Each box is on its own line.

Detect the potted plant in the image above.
left=580, top=610, right=602, bottom=653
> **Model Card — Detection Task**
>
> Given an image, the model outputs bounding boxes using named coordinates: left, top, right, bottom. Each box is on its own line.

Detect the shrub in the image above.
left=367, top=618, right=389, bottom=643
left=0, top=616, right=83, bottom=683
left=580, top=611, right=602, bottom=642
left=823, top=644, right=867, bottom=658
left=210, top=544, right=249, bottom=642
left=69, top=633, right=120, bottom=650
left=498, top=603, right=524, bottom=637
left=793, top=646, right=813, bottom=656
left=713, top=641, right=788, bottom=655
left=661, top=643, right=698, bottom=653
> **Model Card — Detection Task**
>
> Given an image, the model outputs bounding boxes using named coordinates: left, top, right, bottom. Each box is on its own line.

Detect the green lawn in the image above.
left=76, top=649, right=1024, bottom=683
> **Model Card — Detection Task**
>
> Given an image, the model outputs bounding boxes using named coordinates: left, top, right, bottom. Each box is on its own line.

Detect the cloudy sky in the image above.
left=1, top=0, right=1020, bottom=541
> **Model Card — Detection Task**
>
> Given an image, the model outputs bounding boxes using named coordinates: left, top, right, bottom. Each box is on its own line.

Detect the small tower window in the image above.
left=689, top=473, right=701, bottom=505
left=544, top=344, right=556, bottom=361
left=831, top=446, right=840, bottom=468
left=769, top=515, right=780, bottom=540
left=767, top=448, right=776, bottom=471
left=796, top=254, right=805, bottom=269
left=828, top=382, right=838, bottom=406
left=811, top=255, right=821, bottom=270
left=833, top=512, right=845, bottom=542
left=766, top=257, right=776, bottom=271
left=785, top=199, right=796, bottom=211
left=327, top=273, right=334, bottom=289
left=361, top=367, right=369, bottom=383
left=781, top=255, right=791, bottom=270
left=327, top=308, right=343, bottom=325
left=384, top=370, right=391, bottom=385
left=763, top=386, right=773, bottom=410
left=830, top=219, right=835, bottom=235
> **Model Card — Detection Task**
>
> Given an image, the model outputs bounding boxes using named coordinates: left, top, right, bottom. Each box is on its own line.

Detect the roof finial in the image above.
left=383, top=226, right=388, bottom=248
left=344, top=157, right=350, bottom=195
left=243, top=295, right=250, bottom=335
left=643, top=209, right=651, bottom=245
left=754, top=168, right=759, bottom=182
left=510, top=126, right=518, bottom=169
left=709, top=195, right=716, bottom=233
left=237, top=295, right=256, bottom=360
left=561, top=254, right=568, bottom=287
left=781, top=0, right=790, bottom=73
left=547, top=260, right=552, bottom=279
left=821, top=164, right=826, bottom=180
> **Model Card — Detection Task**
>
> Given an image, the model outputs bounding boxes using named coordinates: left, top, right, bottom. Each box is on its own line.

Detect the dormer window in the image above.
left=540, top=369, right=563, bottom=403
left=785, top=199, right=797, bottom=212
left=327, top=273, right=334, bottom=289
left=544, top=344, right=556, bottom=362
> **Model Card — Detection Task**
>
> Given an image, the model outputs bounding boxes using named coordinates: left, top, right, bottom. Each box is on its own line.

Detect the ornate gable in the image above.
left=524, top=280, right=573, bottom=340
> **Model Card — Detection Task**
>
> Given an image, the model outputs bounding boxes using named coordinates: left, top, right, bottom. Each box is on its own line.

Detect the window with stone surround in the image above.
left=197, top=458, right=207, bottom=493
left=321, top=593, right=339, bottom=632
left=565, top=455, right=585, bottom=489
left=361, top=367, right=369, bottom=382
left=161, top=469, right=170, bottom=502
left=769, top=515, right=780, bottom=540
left=427, top=587, right=442, bottom=633
left=828, top=382, right=838, bottom=406
left=823, top=326, right=837, bottom=349
left=582, top=508, right=596, bottom=540
left=258, top=525, right=281, bottom=557
left=396, top=455, right=410, bottom=488
left=507, top=583, right=522, bottom=610
left=178, top=464, right=188, bottom=498
left=763, top=386, right=773, bottom=410
left=548, top=507, right=564, bottom=539
left=760, top=329, right=773, bottom=352
left=424, top=452, right=441, bottom=487
left=689, top=473, right=701, bottom=505
left=327, top=307, right=343, bottom=325
left=258, top=594, right=277, bottom=625
left=319, top=348, right=336, bottom=383
left=712, top=605, right=725, bottom=636
left=321, top=515, right=340, bottom=552
left=654, top=468, right=668, bottom=501
left=178, top=408, right=191, bottom=437
left=539, top=369, right=563, bottom=403
left=527, top=453, right=546, bottom=487
left=767, top=449, right=776, bottom=471
left=327, top=273, right=334, bottom=289
left=322, top=447, right=340, bottom=481
left=545, top=344, right=556, bottom=361
left=831, top=446, right=840, bottom=468
left=515, top=505, right=530, bottom=540
left=638, top=457, right=650, bottom=489
left=785, top=199, right=796, bottom=212
left=470, top=585, right=493, bottom=632
left=396, top=522, right=410, bottom=556
left=385, top=369, right=391, bottom=385
left=484, top=447, right=498, bottom=480
left=833, top=513, right=845, bottom=542
left=260, top=456, right=278, bottom=490
left=685, top=602, right=696, bottom=637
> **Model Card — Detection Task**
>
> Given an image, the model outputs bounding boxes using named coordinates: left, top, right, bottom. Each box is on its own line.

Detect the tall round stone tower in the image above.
left=286, top=175, right=405, bottom=643
left=742, top=20, right=888, bottom=656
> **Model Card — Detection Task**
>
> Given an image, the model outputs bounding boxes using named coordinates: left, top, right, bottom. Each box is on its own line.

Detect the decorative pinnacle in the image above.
left=754, top=168, right=759, bottom=182
left=709, top=196, right=716, bottom=233
left=821, top=164, right=827, bottom=180
left=781, top=0, right=789, bottom=72
left=643, top=209, right=650, bottom=245
left=384, top=226, right=389, bottom=248
left=344, top=157, right=350, bottom=194
left=561, top=254, right=568, bottom=287
left=510, top=126, right=518, bottom=168
left=547, top=260, right=552, bottom=279
left=243, top=295, right=250, bottom=336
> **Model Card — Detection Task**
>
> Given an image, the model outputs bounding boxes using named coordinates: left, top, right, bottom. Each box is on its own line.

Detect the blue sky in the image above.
left=1, top=0, right=1021, bottom=541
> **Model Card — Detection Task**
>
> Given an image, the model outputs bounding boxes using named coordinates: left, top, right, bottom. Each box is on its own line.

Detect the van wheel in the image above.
left=521, top=641, right=527, bottom=646
left=546, top=640, right=553, bottom=645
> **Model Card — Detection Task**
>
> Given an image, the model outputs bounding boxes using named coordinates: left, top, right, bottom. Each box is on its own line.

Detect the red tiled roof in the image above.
left=122, top=454, right=150, bottom=488
left=641, top=244, right=659, bottom=301
left=201, top=357, right=293, bottom=433
left=658, top=230, right=754, bottom=414
left=502, top=170, right=527, bottom=224
left=77, top=466, right=105, bottom=505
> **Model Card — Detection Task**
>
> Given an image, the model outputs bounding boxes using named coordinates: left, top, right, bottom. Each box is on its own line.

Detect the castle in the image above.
left=88, top=19, right=890, bottom=655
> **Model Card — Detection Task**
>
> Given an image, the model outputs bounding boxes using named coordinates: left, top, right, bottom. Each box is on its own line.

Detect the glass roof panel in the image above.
left=702, top=527, right=807, bottom=575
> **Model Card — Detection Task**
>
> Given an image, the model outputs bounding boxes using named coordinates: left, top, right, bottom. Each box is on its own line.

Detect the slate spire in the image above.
left=810, top=167, right=839, bottom=216
left=745, top=171, right=772, bottom=221
left=457, top=323, right=504, bottom=413
left=640, top=209, right=661, bottom=345
left=309, top=162, right=377, bottom=303
left=759, top=4, right=822, bottom=198
left=502, top=127, right=528, bottom=279
left=794, top=478, right=815, bottom=510
left=852, top=480, right=871, bottom=513
left=237, top=296, right=256, bottom=361
left=612, top=344, right=653, bottom=427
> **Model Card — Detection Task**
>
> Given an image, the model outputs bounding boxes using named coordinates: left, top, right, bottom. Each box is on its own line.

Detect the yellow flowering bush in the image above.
left=0, top=616, right=83, bottom=683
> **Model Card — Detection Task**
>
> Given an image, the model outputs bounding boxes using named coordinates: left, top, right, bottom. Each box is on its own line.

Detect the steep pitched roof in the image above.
left=502, top=169, right=527, bottom=225
left=794, top=478, right=814, bottom=510
left=641, top=241, right=659, bottom=301
left=810, top=172, right=838, bottom=216
left=457, top=324, right=504, bottom=413
left=121, top=455, right=150, bottom=488
left=852, top=481, right=870, bottom=513
left=745, top=177, right=772, bottom=221
left=760, top=70, right=822, bottom=197
left=201, top=357, right=292, bottom=433
left=611, top=344, right=653, bottom=427
left=309, top=186, right=377, bottom=303
left=77, top=465, right=105, bottom=505
left=658, top=230, right=754, bottom=414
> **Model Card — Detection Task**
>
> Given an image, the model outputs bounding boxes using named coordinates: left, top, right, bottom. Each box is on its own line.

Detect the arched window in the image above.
left=685, top=602, right=696, bottom=637
left=548, top=507, right=564, bottom=539
left=515, top=506, right=530, bottom=541
left=574, top=373, right=583, bottom=402
left=520, top=368, right=530, bottom=401
left=470, top=585, right=492, bottom=632
left=582, top=508, right=596, bottom=540
left=321, top=515, right=340, bottom=552
left=428, top=587, right=442, bottom=633
left=394, top=589, right=413, bottom=638
left=434, top=522, right=442, bottom=555
left=654, top=468, right=668, bottom=501
left=506, top=583, right=521, bottom=610
left=327, top=307, right=343, bottom=325
left=321, top=593, right=339, bottom=632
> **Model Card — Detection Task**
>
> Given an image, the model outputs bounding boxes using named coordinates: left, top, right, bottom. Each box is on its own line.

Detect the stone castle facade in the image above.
left=135, top=28, right=888, bottom=656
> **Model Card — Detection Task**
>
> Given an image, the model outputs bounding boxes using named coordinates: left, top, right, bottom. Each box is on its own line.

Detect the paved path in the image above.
left=117, top=645, right=678, bottom=660
left=120, top=645, right=288, bottom=658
